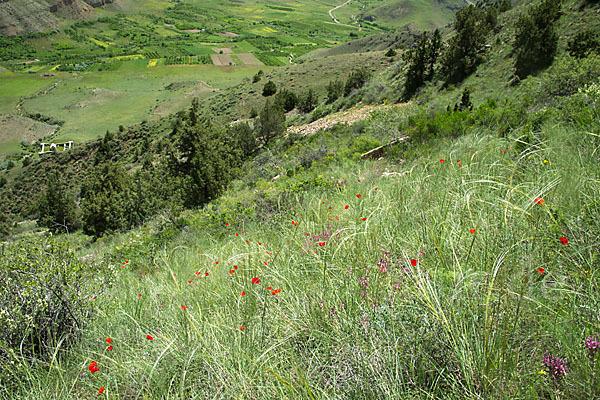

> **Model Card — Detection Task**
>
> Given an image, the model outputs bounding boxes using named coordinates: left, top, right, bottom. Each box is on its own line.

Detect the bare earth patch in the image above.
left=213, top=48, right=233, bottom=54
left=237, top=53, right=263, bottom=66
left=215, top=32, right=240, bottom=37
left=288, top=103, right=409, bottom=136
left=0, top=114, right=58, bottom=145
left=210, top=54, right=235, bottom=66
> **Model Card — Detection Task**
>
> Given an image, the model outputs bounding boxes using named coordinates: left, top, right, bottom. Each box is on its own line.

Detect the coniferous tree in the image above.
left=513, top=0, right=561, bottom=78
left=441, top=5, right=494, bottom=84
left=256, top=99, right=286, bottom=146
left=326, top=80, right=344, bottom=104
left=36, top=172, right=79, bottom=233
left=567, top=30, right=600, bottom=59
left=403, top=30, right=442, bottom=99
left=262, top=80, right=277, bottom=97
left=298, top=89, right=318, bottom=113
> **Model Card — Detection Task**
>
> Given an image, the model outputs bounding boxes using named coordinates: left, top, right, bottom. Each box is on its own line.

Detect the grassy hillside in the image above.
left=2, top=0, right=600, bottom=398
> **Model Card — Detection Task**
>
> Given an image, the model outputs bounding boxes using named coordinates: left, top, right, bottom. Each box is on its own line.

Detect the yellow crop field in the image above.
left=147, top=59, right=159, bottom=68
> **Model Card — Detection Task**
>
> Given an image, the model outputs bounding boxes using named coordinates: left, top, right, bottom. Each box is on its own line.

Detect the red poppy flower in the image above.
left=501, top=150, right=505, bottom=153
left=215, top=261, right=219, bottom=265
left=138, top=294, right=142, bottom=297
left=234, top=265, right=238, bottom=270
left=181, top=305, right=187, bottom=311
left=335, top=216, right=339, bottom=221
left=440, top=159, right=445, bottom=163
left=322, top=201, right=325, bottom=204
left=306, top=233, right=310, bottom=236
left=88, top=361, right=99, bottom=373
left=146, top=335, right=153, bottom=340
left=458, top=164, right=463, bottom=167
left=225, top=222, right=229, bottom=226
left=241, top=291, right=246, bottom=296
left=235, top=233, right=239, bottom=236
left=105, top=338, right=112, bottom=344
left=537, top=268, right=545, bottom=274
left=267, top=286, right=272, bottom=290
left=106, top=345, right=113, bottom=351
left=534, top=197, right=545, bottom=205
left=240, top=325, right=245, bottom=331
left=375, top=188, right=378, bottom=191
left=195, top=272, right=201, bottom=275
left=298, top=201, right=301, bottom=204
left=329, top=207, right=332, bottom=210
left=560, top=237, right=568, bottom=245
left=457, top=159, right=461, bottom=163
left=410, top=259, right=417, bottom=266
left=470, top=229, right=476, bottom=234
left=292, top=220, right=297, bottom=226
left=246, top=240, right=249, bottom=244
left=345, top=205, right=349, bottom=209
left=362, top=217, right=367, bottom=221
left=251, top=277, right=261, bottom=284
left=318, top=242, right=325, bottom=246
left=356, top=194, right=362, bottom=198
left=229, top=270, right=234, bottom=274
left=358, top=179, right=361, bottom=182
left=188, top=280, right=192, bottom=283
left=98, top=386, right=105, bottom=394
left=205, top=272, right=209, bottom=277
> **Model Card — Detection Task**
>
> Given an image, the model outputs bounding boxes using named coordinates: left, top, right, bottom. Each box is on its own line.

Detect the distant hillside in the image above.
left=0, top=0, right=103, bottom=36
left=358, top=0, right=467, bottom=30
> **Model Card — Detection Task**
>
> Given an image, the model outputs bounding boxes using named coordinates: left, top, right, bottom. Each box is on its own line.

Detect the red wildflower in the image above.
left=537, top=268, right=545, bottom=274
left=229, top=270, right=234, bottom=274
left=329, top=206, right=332, bottom=210
left=358, top=179, right=361, bottom=182
left=345, top=205, right=349, bottom=209
left=188, top=280, right=192, bottom=283
left=195, top=272, right=201, bottom=275
left=106, top=345, right=113, bottom=351
left=459, top=164, right=463, bottom=167
left=440, top=159, right=445, bottom=163
left=215, top=261, right=219, bottom=265
left=410, top=259, right=417, bottom=266
left=292, top=221, right=297, bottom=226
left=335, top=216, right=339, bottom=220
left=181, top=305, right=187, bottom=311
left=105, top=338, right=112, bottom=344
left=235, top=233, right=239, bottom=236
left=306, top=233, right=310, bottom=236
left=470, top=229, right=476, bottom=234
left=205, top=272, right=209, bottom=277
left=240, top=325, right=245, bottom=331
left=356, top=194, right=362, bottom=198
left=318, top=242, right=325, bottom=246
left=138, top=294, right=142, bottom=297
left=457, top=159, right=461, bottom=162
left=258, top=242, right=262, bottom=245
left=225, top=222, right=229, bottom=226
left=375, top=188, right=378, bottom=191
left=560, top=237, right=568, bottom=245
left=534, top=197, right=545, bottom=205
left=234, top=265, right=238, bottom=270
left=146, top=335, right=153, bottom=340
left=98, top=386, right=105, bottom=394
left=88, top=361, right=99, bottom=373
left=362, top=217, right=367, bottom=221
left=267, top=286, right=272, bottom=290
left=241, top=291, right=246, bottom=296
left=251, top=277, right=261, bottom=284
left=501, top=150, right=505, bottom=154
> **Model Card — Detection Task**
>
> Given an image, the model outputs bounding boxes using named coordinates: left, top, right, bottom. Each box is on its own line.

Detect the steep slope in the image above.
left=0, top=0, right=95, bottom=36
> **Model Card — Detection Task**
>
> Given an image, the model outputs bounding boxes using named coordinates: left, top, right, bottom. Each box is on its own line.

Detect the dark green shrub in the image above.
left=35, top=172, right=80, bottom=234
left=262, top=80, right=277, bottom=97
left=256, top=99, right=286, bottom=146
left=0, top=239, right=102, bottom=383
left=568, top=30, right=600, bottom=59
left=274, top=88, right=298, bottom=112
left=513, top=0, right=561, bottom=78
left=344, top=68, right=371, bottom=96
left=298, top=88, right=318, bottom=113
left=326, top=80, right=344, bottom=104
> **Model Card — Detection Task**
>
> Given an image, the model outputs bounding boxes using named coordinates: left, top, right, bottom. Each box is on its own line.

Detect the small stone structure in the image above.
left=39, top=141, right=73, bottom=154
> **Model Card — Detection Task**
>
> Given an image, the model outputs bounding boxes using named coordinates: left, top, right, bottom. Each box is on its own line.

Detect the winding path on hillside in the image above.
left=328, top=0, right=352, bottom=24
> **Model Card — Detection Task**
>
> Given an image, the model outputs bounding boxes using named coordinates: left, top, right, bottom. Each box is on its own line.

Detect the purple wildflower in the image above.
left=585, top=334, right=600, bottom=356
left=542, top=352, right=567, bottom=378
left=377, top=252, right=391, bottom=272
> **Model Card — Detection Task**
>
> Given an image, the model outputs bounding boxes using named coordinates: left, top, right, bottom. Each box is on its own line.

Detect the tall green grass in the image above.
left=4, top=116, right=599, bottom=398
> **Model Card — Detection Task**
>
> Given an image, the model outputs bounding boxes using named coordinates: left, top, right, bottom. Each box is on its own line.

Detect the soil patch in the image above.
left=213, top=48, right=233, bottom=54
left=210, top=54, right=235, bottom=66
left=215, top=32, right=240, bottom=37
left=0, top=114, right=58, bottom=145
left=237, top=53, right=263, bottom=65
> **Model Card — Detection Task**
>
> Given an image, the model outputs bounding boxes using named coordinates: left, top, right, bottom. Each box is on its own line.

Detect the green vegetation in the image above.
left=2, top=0, right=600, bottom=398
left=513, top=0, right=562, bottom=78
